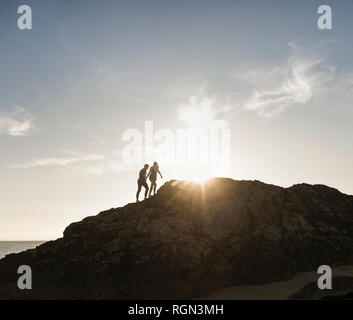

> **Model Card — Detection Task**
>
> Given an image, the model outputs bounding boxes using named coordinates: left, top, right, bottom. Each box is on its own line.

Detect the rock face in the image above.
left=0, top=178, right=353, bottom=299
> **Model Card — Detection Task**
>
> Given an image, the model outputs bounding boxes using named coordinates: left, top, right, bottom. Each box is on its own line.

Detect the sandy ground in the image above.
left=202, top=265, right=353, bottom=300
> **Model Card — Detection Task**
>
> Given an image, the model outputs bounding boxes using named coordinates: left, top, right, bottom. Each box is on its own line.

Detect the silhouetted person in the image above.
left=147, top=161, right=163, bottom=197
left=136, top=164, right=149, bottom=202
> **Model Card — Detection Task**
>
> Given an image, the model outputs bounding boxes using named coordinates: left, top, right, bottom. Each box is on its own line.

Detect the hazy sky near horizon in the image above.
left=1, top=0, right=353, bottom=240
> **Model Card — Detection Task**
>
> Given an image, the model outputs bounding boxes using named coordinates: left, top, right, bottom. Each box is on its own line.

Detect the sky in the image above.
left=0, top=0, right=352, bottom=240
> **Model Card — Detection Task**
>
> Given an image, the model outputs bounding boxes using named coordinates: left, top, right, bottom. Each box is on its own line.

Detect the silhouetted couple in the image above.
left=136, top=162, right=163, bottom=202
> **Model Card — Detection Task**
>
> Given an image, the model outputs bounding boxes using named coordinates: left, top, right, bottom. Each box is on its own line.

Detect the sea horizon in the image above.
left=0, top=240, right=50, bottom=242
left=0, top=241, right=47, bottom=260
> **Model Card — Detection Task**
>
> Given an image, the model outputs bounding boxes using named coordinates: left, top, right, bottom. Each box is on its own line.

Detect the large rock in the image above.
left=0, top=178, right=352, bottom=299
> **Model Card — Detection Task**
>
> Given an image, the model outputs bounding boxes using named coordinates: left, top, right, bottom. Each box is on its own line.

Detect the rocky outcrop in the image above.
left=0, top=178, right=353, bottom=299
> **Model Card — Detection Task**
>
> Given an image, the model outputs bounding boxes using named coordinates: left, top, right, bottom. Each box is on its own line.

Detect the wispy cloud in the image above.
left=5, top=147, right=131, bottom=177
left=220, top=41, right=353, bottom=119
left=7, top=154, right=104, bottom=169
left=0, top=106, right=34, bottom=136
left=241, top=43, right=331, bottom=118
left=178, top=95, right=218, bottom=126
left=177, top=82, right=231, bottom=128
left=82, top=161, right=130, bottom=176
left=178, top=94, right=230, bottom=129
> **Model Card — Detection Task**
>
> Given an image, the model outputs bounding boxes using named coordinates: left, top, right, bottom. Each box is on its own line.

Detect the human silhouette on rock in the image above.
left=147, top=161, right=163, bottom=197
left=136, top=164, right=149, bottom=202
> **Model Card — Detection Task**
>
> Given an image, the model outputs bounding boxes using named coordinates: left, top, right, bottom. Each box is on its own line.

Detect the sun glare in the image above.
left=178, top=96, right=216, bottom=128
left=190, top=173, right=211, bottom=184
left=175, top=166, right=213, bottom=184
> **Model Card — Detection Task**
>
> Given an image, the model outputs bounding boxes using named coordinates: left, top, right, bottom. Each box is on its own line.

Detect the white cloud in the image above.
left=242, top=45, right=330, bottom=118
left=178, top=95, right=218, bottom=127
left=5, top=147, right=130, bottom=176
left=223, top=41, right=353, bottom=119
left=177, top=88, right=230, bottom=129
left=178, top=95, right=228, bottom=129
left=82, top=161, right=130, bottom=176
left=7, top=154, right=104, bottom=169
left=0, top=106, right=34, bottom=136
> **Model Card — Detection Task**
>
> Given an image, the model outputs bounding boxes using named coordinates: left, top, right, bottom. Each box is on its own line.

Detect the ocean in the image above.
left=0, top=241, right=46, bottom=260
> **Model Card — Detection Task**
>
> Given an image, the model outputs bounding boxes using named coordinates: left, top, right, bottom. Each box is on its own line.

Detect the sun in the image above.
left=189, top=172, right=212, bottom=184
left=174, top=165, right=213, bottom=184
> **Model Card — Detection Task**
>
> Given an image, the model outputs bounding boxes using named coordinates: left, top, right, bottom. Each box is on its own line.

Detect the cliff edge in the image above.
left=1, top=178, right=353, bottom=299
